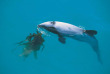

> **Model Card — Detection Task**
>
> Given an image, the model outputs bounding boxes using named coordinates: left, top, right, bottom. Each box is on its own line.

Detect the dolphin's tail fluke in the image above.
left=91, top=43, right=102, bottom=64
left=88, top=36, right=102, bottom=64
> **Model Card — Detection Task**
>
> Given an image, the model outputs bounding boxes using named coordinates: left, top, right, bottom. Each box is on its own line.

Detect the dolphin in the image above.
left=38, top=21, right=102, bottom=63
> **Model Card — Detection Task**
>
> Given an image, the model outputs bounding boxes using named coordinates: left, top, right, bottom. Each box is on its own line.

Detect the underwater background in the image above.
left=0, top=0, right=110, bottom=74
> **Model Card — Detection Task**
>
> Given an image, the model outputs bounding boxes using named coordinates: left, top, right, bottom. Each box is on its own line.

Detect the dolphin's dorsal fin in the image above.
left=85, top=30, right=97, bottom=36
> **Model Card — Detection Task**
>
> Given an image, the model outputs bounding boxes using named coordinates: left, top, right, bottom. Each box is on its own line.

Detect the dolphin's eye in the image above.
left=50, top=21, right=55, bottom=25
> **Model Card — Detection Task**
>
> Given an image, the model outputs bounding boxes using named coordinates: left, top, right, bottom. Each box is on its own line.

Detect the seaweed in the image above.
left=14, top=30, right=45, bottom=59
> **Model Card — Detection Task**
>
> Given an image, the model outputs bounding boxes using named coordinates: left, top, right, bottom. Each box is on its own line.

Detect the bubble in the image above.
left=78, top=26, right=86, bottom=30
left=37, top=28, right=50, bottom=36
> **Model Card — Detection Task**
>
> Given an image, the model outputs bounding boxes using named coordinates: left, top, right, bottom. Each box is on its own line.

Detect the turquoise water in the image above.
left=0, top=0, right=110, bottom=74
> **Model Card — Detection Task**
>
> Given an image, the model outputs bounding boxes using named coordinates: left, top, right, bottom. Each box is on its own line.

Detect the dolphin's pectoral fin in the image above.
left=58, top=34, right=66, bottom=44
left=58, top=37, right=66, bottom=44
left=58, top=35, right=66, bottom=44
left=85, top=30, right=97, bottom=36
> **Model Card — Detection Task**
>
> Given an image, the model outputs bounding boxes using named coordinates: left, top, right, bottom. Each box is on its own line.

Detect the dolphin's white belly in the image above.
left=54, top=22, right=84, bottom=36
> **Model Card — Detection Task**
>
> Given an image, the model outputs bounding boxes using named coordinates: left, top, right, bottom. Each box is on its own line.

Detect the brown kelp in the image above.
left=15, top=30, right=45, bottom=59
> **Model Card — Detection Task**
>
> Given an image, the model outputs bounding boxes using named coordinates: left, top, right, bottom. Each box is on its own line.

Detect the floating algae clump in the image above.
left=15, top=30, right=45, bottom=59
